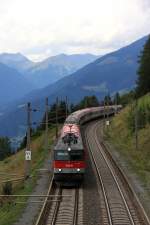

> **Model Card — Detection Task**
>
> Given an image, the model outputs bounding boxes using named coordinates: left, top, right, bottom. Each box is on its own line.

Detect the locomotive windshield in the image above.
left=70, top=151, right=84, bottom=160
left=55, top=151, right=69, bottom=160
left=54, top=150, right=84, bottom=161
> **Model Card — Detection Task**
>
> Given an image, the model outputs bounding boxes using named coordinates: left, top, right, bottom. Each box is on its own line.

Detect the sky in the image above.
left=0, top=0, right=150, bottom=61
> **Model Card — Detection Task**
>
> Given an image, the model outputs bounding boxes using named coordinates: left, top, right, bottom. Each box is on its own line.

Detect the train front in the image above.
left=53, top=124, right=85, bottom=185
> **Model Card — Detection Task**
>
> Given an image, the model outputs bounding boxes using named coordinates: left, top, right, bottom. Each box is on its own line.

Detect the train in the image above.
left=53, top=105, right=121, bottom=185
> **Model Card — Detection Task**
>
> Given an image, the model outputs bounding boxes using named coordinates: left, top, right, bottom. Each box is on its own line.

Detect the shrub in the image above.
left=2, top=181, right=13, bottom=195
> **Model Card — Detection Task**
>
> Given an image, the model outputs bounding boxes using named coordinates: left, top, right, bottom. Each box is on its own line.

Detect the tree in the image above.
left=19, top=134, right=27, bottom=149
left=114, top=92, right=121, bottom=105
left=119, top=90, right=135, bottom=106
left=75, top=96, right=99, bottom=109
left=136, top=35, right=150, bottom=97
left=0, top=137, right=11, bottom=160
left=104, top=94, right=112, bottom=105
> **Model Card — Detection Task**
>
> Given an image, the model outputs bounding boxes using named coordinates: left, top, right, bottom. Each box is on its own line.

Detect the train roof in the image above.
left=54, top=136, right=83, bottom=151
left=54, top=105, right=122, bottom=151
left=65, top=107, right=103, bottom=124
left=65, top=105, right=122, bottom=124
left=61, top=124, right=80, bottom=138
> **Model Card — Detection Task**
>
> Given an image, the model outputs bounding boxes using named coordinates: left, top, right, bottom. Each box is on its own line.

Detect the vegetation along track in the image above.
left=35, top=176, right=83, bottom=225
left=84, top=120, right=150, bottom=225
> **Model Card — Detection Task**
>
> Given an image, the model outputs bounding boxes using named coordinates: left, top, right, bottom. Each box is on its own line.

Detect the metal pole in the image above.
left=45, top=97, right=49, bottom=153
left=103, top=99, right=106, bottom=135
left=135, top=98, right=138, bottom=150
left=25, top=102, right=31, bottom=178
left=85, top=97, right=87, bottom=108
left=56, top=97, right=58, bottom=138
left=106, top=95, right=109, bottom=119
left=115, top=94, right=118, bottom=115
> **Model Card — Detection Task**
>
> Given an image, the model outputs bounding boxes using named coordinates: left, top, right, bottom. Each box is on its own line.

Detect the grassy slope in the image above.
left=0, top=127, right=55, bottom=225
left=106, top=93, right=150, bottom=188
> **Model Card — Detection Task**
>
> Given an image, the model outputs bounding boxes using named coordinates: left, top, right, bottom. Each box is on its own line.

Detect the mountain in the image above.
left=25, top=35, right=148, bottom=102
left=0, top=62, right=35, bottom=107
left=25, top=53, right=99, bottom=88
left=0, top=53, right=99, bottom=89
left=0, top=53, right=34, bottom=73
left=0, top=35, right=148, bottom=137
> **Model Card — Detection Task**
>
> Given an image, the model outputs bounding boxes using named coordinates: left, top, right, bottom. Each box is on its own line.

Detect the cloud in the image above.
left=0, top=0, right=150, bottom=61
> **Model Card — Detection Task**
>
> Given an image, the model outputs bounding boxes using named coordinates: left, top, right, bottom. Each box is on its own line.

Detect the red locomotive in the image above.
left=53, top=106, right=122, bottom=185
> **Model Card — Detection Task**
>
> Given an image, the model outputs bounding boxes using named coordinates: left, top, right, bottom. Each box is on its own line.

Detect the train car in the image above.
left=53, top=122, right=85, bottom=185
left=53, top=105, right=122, bottom=185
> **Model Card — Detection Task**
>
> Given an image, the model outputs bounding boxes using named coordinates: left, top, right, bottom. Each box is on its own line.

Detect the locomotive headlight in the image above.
left=58, top=169, right=62, bottom=172
left=68, top=147, right=71, bottom=151
left=77, top=168, right=80, bottom=172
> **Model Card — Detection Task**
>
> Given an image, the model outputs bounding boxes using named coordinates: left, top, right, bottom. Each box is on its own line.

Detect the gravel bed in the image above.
left=104, top=140, right=150, bottom=220
left=82, top=127, right=102, bottom=225
left=96, top=122, right=150, bottom=220
left=14, top=153, right=52, bottom=225
left=83, top=153, right=102, bottom=225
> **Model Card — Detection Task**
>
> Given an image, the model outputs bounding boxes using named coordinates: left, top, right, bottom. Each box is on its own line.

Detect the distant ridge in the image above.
left=24, top=53, right=99, bottom=88
left=0, top=53, right=34, bottom=72
left=0, top=35, right=148, bottom=137
left=24, top=35, right=148, bottom=103
left=0, top=62, right=34, bottom=106
left=0, top=52, right=99, bottom=88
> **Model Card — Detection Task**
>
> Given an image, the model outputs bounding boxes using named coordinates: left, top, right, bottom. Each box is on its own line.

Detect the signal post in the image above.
left=25, top=102, right=32, bottom=179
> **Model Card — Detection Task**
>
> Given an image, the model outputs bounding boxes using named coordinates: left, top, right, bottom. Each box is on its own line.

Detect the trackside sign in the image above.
left=25, top=150, right=31, bottom=160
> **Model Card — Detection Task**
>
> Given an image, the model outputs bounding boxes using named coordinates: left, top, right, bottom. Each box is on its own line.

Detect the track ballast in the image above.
left=84, top=120, right=150, bottom=225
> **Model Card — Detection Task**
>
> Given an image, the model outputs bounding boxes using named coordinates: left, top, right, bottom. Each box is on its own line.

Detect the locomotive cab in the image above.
left=53, top=127, right=85, bottom=186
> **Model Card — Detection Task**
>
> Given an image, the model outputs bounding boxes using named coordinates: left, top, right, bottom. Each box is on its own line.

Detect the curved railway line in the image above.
left=84, top=120, right=150, bottom=225
left=34, top=118, right=149, bottom=225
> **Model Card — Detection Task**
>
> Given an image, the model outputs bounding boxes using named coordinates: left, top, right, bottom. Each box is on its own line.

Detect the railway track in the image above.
left=35, top=176, right=83, bottom=225
left=84, top=120, right=150, bottom=225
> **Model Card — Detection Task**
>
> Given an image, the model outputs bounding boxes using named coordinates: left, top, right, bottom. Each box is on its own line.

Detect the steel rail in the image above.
left=96, top=120, right=150, bottom=225
left=93, top=122, right=135, bottom=225
left=35, top=175, right=54, bottom=225
left=85, top=121, right=147, bottom=225
left=51, top=188, right=62, bottom=225
left=73, top=188, right=79, bottom=225
left=85, top=131, right=113, bottom=225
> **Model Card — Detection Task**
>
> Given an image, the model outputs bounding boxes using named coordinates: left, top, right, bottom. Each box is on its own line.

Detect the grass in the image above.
left=0, top=127, right=56, bottom=225
left=106, top=93, right=150, bottom=188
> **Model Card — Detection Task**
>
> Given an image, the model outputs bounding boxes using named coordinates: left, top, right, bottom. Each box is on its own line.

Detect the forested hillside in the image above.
left=106, top=93, right=150, bottom=186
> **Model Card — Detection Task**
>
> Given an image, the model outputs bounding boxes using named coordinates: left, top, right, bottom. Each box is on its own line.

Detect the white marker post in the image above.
left=25, top=150, right=31, bottom=161
left=25, top=102, right=31, bottom=178
left=106, top=120, right=110, bottom=126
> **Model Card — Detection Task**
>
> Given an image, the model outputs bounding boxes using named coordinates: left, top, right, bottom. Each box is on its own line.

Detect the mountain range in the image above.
left=0, top=35, right=148, bottom=137
left=21, top=35, right=148, bottom=103
left=0, top=53, right=99, bottom=89
left=0, top=62, right=34, bottom=107
left=25, top=53, right=99, bottom=88
left=0, top=53, right=34, bottom=72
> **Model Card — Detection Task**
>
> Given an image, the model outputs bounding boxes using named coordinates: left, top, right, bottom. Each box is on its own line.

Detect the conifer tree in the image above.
left=136, top=35, right=150, bottom=96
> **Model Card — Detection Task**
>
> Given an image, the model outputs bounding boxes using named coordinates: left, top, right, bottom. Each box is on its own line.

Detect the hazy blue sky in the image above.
left=0, top=0, right=150, bottom=61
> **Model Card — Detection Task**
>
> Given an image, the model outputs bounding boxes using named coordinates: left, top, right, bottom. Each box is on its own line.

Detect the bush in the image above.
left=2, top=182, right=13, bottom=195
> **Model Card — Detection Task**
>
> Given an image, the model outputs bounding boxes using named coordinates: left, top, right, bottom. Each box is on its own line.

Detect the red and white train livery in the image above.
left=53, top=105, right=121, bottom=185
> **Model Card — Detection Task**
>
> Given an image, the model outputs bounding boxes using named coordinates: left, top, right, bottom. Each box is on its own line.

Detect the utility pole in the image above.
left=69, top=104, right=71, bottom=114
left=103, top=99, right=106, bottom=136
left=106, top=95, right=109, bottom=119
left=25, top=102, right=31, bottom=179
left=45, top=97, right=49, bottom=153
left=115, top=94, right=118, bottom=115
left=105, top=94, right=110, bottom=130
left=65, top=96, right=68, bottom=119
left=55, top=97, right=58, bottom=138
left=85, top=97, right=87, bottom=108
left=135, top=98, right=138, bottom=150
